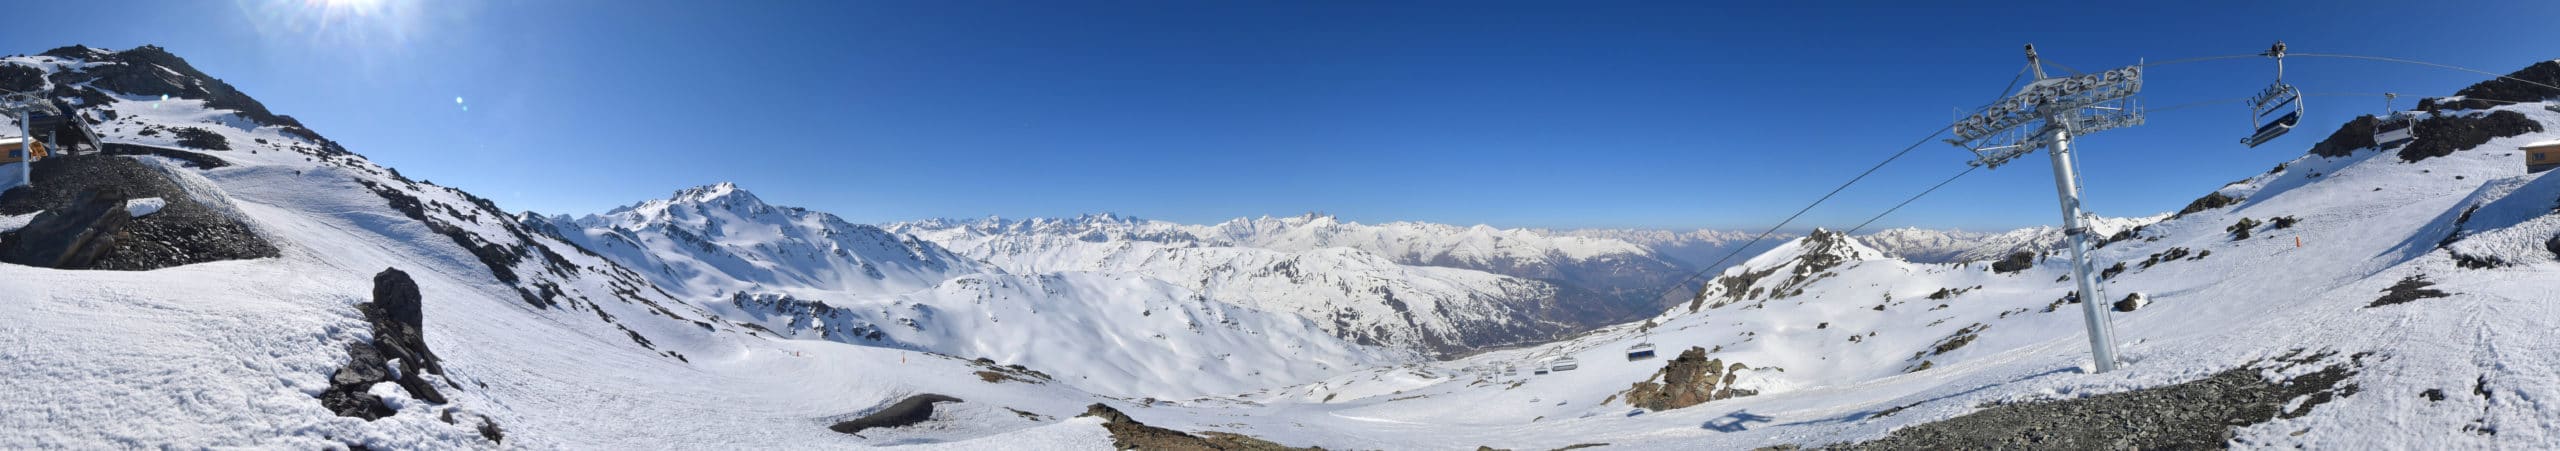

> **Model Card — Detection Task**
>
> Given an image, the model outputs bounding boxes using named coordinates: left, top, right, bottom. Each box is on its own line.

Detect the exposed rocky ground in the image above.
left=2398, top=110, right=2543, bottom=163
left=0, top=154, right=274, bottom=269
left=1829, top=352, right=2367, bottom=450
left=1081, top=403, right=1320, bottom=450
left=2422, top=60, right=2560, bottom=111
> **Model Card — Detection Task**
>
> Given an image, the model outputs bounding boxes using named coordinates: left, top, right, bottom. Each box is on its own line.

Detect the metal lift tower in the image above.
left=1, top=90, right=61, bottom=190
left=1945, top=45, right=2142, bottom=373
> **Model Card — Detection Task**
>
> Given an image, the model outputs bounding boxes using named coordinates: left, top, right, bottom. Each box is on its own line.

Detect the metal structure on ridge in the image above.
left=1944, top=44, right=2137, bottom=373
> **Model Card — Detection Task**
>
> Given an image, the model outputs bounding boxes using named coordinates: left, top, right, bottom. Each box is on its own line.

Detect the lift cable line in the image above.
left=2291, top=52, right=2560, bottom=93
left=1617, top=45, right=2553, bottom=372
left=1843, top=165, right=1978, bottom=236
left=1631, top=61, right=2039, bottom=320
left=1635, top=123, right=1951, bottom=311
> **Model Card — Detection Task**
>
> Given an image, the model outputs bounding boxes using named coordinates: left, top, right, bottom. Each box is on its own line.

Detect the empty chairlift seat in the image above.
left=2243, top=82, right=2303, bottom=148
left=1551, top=357, right=1580, bottom=372
left=2374, top=112, right=2419, bottom=149
left=1617, top=343, right=1658, bottom=361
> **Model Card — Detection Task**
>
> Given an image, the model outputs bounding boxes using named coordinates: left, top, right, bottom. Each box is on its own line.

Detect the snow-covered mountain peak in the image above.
left=1736, top=227, right=1879, bottom=269
left=597, top=182, right=790, bottom=227
left=670, top=181, right=754, bottom=205
left=542, top=183, right=979, bottom=301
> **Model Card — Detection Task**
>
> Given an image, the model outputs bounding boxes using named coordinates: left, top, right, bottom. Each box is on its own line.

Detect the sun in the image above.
left=240, top=0, right=430, bottom=49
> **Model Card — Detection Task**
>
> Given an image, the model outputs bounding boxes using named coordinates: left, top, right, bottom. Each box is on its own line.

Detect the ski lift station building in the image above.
left=2525, top=140, right=2560, bottom=173
left=0, top=136, right=51, bottom=165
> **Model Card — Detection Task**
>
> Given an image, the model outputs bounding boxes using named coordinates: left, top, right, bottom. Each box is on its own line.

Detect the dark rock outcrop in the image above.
left=171, top=127, right=229, bottom=151
left=2307, top=115, right=2380, bottom=158
left=1079, top=403, right=1320, bottom=450
left=1988, top=251, right=2035, bottom=274
left=2422, top=60, right=2560, bottom=111
left=830, top=394, right=962, bottom=436
left=74, top=46, right=311, bottom=134
left=2175, top=192, right=2242, bottom=217
left=2367, top=274, right=2451, bottom=308
left=1833, top=353, right=2366, bottom=450
left=0, top=64, right=42, bottom=92
left=318, top=268, right=450, bottom=420
left=1620, top=347, right=1757, bottom=411
left=2398, top=110, right=2542, bottom=163
left=0, top=154, right=276, bottom=270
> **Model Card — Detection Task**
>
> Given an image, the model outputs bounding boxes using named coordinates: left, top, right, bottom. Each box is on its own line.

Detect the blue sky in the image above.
left=10, top=1, right=2560, bottom=230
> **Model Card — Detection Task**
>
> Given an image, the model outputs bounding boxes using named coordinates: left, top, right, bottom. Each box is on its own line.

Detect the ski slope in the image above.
left=4, top=45, right=2558, bottom=449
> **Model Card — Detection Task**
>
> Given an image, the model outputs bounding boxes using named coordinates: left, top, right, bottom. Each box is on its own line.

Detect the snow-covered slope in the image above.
left=10, top=43, right=2560, bottom=450
left=1084, top=89, right=2560, bottom=449
left=533, top=186, right=1404, bottom=398
left=0, top=45, right=1360, bottom=448
left=889, top=215, right=1598, bottom=355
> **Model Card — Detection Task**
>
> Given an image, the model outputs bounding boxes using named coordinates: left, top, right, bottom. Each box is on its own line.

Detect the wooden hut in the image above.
left=2526, top=140, right=2560, bottom=173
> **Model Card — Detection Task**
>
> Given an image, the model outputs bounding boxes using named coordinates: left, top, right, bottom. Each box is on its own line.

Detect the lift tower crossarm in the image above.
left=1945, top=44, right=2135, bottom=373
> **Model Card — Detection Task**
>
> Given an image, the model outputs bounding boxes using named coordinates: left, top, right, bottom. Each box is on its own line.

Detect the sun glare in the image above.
left=240, top=0, right=435, bottom=50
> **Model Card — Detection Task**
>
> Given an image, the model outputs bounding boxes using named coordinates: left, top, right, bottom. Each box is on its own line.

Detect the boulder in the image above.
left=0, top=187, right=130, bottom=268
left=317, top=268, right=450, bottom=420
left=2114, top=292, right=2148, bottom=313
left=1989, top=251, right=2035, bottom=274
left=1620, top=347, right=1757, bottom=411
left=829, top=394, right=962, bottom=436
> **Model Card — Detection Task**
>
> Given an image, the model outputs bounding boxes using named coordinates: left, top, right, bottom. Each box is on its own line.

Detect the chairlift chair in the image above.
left=1625, top=342, right=1657, bottom=361
left=1533, top=368, right=1549, bottom=376
left=2243, top=41, right=2303, bottom=148
left=2373, top=111, right=2418, bottom=149
left=1551, top=357, right=1580, bottom=372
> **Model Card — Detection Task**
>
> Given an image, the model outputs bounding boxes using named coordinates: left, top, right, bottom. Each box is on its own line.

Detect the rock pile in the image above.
left=1620, top=347, right=1757, bottom=411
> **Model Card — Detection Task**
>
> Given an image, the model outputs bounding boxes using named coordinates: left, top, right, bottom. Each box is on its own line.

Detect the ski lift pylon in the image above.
left=2243, top=41, right=2302, bottom=148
